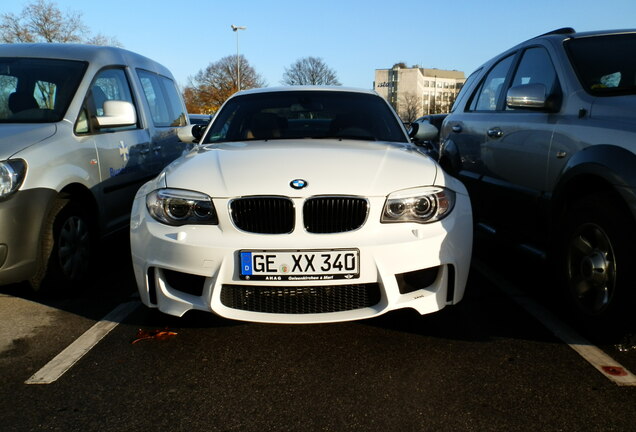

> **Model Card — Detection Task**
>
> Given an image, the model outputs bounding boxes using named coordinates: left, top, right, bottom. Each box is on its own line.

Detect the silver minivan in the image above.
left=0, top=43, right=189, bottom=291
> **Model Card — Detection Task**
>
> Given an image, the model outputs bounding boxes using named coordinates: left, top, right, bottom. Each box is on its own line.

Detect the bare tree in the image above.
left=399, top=93, right=421, bottom=123
left=281, top=57, right=341, bottom=86
left=183, top=55, right=266, bottom=114
left=0, top=0, right=119, bottom=45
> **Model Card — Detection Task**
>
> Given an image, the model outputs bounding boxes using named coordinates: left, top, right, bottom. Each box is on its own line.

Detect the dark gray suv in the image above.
left=439, top=28, right=636, bottom=322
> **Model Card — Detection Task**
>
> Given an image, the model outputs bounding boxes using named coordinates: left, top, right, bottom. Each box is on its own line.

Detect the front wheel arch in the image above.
left=30, top=191, right=98, bottom=293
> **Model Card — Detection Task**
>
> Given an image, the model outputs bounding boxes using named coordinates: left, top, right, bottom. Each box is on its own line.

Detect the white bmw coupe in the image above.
left=130, top=87, right=472, bottom=323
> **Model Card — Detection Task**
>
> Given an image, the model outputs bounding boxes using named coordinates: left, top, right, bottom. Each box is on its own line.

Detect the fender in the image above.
left=553, top=144, right=636, bottom=222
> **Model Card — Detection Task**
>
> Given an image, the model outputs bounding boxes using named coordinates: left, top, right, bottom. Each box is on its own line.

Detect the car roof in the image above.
left=0, top=43, right=174, bottom=78
left=470, top=28, right=636, bottom=75
left=233, top=86, right=380, bottom=97
left=538, top=27, right=636, bottom=40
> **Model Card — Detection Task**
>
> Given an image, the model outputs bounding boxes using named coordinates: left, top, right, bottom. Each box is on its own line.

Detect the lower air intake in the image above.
left=220, top=283, right=381, bottom=314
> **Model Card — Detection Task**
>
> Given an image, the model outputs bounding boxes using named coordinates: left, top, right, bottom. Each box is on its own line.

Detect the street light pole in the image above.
left=231, top=25, right=247, bottom=91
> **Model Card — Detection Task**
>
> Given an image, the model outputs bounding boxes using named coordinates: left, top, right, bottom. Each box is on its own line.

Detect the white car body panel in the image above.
left=164, top=140, right=438, bottom=197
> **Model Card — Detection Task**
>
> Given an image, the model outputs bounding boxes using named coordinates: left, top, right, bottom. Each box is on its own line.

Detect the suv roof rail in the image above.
left=534, top=27, right=576, bottom=38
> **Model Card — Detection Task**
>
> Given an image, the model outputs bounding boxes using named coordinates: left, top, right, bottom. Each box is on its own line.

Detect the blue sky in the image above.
left=5, top=0, right=636, bottom=88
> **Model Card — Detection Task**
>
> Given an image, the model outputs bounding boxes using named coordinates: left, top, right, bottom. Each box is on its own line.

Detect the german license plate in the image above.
left=239, top=249, right=360, bottom=281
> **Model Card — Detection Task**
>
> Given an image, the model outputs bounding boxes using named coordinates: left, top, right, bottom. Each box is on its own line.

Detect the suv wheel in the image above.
left=561, top=194, right=634, bottom=321
left=31, top=198, right=93, bottom=292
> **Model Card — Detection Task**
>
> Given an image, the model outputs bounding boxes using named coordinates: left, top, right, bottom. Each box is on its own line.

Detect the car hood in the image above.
left=0, top=123, right=57, bottom=159
left=163, top=139, right=439, bottom=197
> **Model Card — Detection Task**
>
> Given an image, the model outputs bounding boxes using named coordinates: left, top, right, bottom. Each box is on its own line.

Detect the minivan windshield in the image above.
left=0, top=57, right=87, bottom=123
left=204, top=90, right=408, bottom=144
left=566, top=33, right=636, bottom=96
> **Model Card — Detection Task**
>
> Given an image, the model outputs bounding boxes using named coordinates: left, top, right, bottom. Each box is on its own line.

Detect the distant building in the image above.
left=374, top=65, right=466, bottom=121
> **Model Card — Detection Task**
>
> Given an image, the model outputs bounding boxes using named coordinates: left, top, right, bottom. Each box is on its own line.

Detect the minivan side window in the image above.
left=469, top=55, right=514, bottom=111
left=137, top=69, right=187, bottom=127
left=75, top=67, right=138, bottom=134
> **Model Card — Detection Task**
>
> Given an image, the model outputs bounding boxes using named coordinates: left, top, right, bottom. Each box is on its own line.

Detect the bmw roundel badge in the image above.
left=290, top=179, right=308, bottom=190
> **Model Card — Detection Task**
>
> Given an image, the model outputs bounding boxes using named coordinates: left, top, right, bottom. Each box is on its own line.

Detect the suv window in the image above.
left=513, top=47, right=558, bottom=87
left=566, top=33, right=636, bottom=96
left=469, top=55, right=514, bottom=111
left=451, top=68, right=481, bottom=113
left=137, top=69, right=187, bottom=127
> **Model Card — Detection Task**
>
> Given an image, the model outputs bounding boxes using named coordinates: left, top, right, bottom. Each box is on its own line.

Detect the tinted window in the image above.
left=137, top=69, right=187, bottom=127
left=511, top=47, right=558, bottom=91
left=0, top=58, right=86, bottom=123
left=205, top=91, right=408, bottom=144
left=451, top=68, right=481, bottom=112
left=469, top=55, right=514, bottom=111
left=566, top=33, right=636, bottom=96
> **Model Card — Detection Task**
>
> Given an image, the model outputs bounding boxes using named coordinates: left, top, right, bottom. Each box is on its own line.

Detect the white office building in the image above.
left=374, top=65, right=466, bottom=121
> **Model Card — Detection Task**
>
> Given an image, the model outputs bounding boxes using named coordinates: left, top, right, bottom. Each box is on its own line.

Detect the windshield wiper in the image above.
left=315, top=135, right=376, bottom=141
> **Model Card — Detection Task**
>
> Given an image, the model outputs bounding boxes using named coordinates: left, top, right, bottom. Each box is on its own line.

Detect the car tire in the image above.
left=31, top=198, right=93, bottom=293
left=559, top=194, right=635, bottom=324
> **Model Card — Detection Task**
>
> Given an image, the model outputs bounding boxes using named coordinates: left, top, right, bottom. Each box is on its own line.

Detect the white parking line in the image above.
left=473, top=259, right=636, bottom=387
left=25, top=301, right=139, bottom=385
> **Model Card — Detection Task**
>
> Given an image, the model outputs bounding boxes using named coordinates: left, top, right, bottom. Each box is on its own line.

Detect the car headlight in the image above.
left=381, top=187, right=455, bottom=224
left=0, top=159, right=27, bottom=199
left=146, top=188, right=218, bottom=226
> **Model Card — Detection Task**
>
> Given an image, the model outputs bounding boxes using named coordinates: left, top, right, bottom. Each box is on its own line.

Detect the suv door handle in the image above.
left=487, top=127, right=503, bottom=138
left=451, top=125, right=462, bottom=133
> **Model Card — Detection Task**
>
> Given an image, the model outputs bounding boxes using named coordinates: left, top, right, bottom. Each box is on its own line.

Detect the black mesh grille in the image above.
left=230, top=197, right=294, bottom=234
left=220, top=283, right=381, bottom=314
left=304, top=197, right=368, bottom=233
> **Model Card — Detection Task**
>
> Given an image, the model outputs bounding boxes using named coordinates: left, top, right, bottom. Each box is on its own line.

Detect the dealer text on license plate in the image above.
left=239, top=249, right=359, bottom=281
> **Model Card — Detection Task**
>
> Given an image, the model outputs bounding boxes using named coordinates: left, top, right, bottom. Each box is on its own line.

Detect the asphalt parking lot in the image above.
left=1, top=235, right=635, bottom=432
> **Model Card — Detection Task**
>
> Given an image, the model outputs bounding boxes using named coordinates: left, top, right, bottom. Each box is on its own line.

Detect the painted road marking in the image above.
left=473, top=259, right=636, bottom=387
left=25, top=301, right=139, bottom=385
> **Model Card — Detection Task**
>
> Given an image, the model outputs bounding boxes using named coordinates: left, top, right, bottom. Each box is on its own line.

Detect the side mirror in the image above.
left=506, top=83, right=547, bottom=109
left=177, top=124, right=206, bottom=143
left=409, top=122, right=438, bottom=142
left=96, top=100, right=137, bottom=127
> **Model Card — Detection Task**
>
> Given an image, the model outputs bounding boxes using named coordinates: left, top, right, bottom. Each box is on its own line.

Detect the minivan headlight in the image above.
left=0, top=159, right=27, bottom=199
left=146, top=188, right=218, bottom=226
left=381, top=187, right=455, bottom=224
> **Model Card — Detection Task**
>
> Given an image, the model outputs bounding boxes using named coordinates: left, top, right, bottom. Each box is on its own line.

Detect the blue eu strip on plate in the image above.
left=240, top=252, right=252, bottom=275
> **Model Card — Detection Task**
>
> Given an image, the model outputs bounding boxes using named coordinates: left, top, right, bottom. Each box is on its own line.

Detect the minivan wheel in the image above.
left=561, top=194, right=634, bottom=322
left=31, top=199, right=93, bottom=293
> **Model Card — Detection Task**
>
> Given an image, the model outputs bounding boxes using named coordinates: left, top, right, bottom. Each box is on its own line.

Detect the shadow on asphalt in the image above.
left=0, top=230, right=137, bottom=322
left=2, top=228, right=635, bottom=349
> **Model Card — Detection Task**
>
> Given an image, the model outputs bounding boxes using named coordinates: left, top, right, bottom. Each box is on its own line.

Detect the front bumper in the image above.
left=130, top=195, right=473, bottom=324
left=0, top=188, right=56, bottom=285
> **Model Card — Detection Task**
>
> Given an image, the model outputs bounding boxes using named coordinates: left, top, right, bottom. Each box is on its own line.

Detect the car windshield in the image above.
left=203, top=90, right=408, bottom=144
left=566, top=33, right=636, bottom=96
left=0, top=57, right=87, bottom=123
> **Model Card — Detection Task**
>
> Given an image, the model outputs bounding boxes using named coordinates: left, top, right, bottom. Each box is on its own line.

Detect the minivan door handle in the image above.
left=487, top=127, right=503, bottom=138
left=451, top=125, right=462, bottom=133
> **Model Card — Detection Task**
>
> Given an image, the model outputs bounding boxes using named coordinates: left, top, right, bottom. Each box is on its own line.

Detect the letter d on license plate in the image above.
left=239, top=249, right=360, bottom=281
